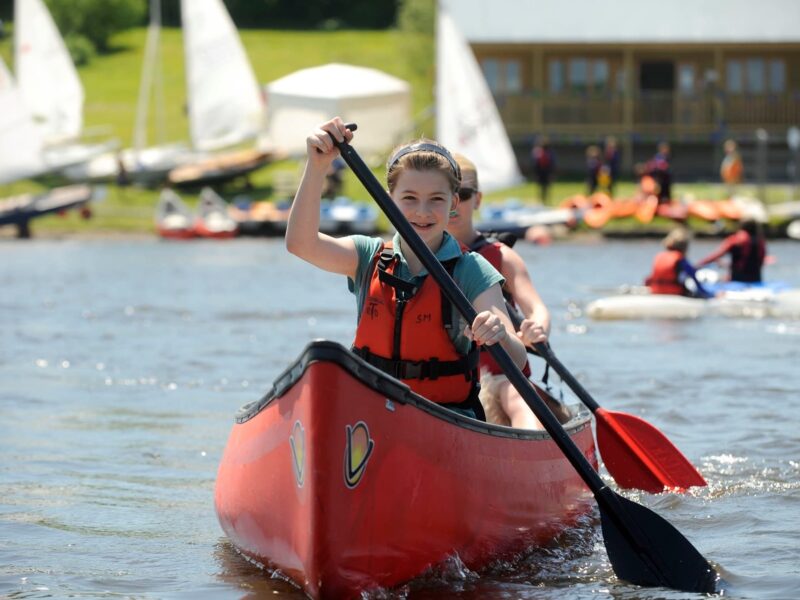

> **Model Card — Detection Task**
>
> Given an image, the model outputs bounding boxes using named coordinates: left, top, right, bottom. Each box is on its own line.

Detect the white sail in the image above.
left=436, top=4, right=523, bottom=192
left=180, top=0, right=265, bottom=151
left=0, top=57, right=48, bottom=184
left=14, top=0, right=84, bottom=143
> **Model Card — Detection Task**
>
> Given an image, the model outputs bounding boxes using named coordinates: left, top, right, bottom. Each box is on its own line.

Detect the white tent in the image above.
left=263, top=63, right=411, bottom=156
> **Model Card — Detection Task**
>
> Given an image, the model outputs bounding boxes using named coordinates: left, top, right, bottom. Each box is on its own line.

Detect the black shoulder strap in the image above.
left=469, top=233, right=492, bottom=253
left=440, top=256, right=460, bottom=331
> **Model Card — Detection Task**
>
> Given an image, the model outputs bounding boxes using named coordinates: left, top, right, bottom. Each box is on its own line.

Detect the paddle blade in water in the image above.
left=599, top=490, right=718, bottom=593
left=595, top=408, right=707, bottom=493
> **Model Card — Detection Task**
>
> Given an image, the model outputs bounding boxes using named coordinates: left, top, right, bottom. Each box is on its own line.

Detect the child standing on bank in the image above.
left=286, top=117, right=527, bottom=419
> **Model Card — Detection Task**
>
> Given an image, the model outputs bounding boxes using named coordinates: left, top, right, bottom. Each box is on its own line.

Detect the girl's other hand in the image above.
left=466, top=311, right=508, bottom=346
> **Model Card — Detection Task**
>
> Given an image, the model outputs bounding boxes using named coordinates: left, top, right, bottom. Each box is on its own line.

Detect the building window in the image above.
left=726, top=60, right=743, bottom=93
left=505, top=61, right=521, bottom=93
left=482, top=59, right=499, bottom=92
left=549, top=59, right=564, bottom=93
left=568, top=58, right=588, bottom=93
left=481, top=58, right=522, bottom=93
left=678, top=64, right=696, bottom=96
left=593, top=59, right=609, bottom=93
left=615, top=68, right=626, bottom=93
left=746, top=59, right=765, bottom=93
left=549, top=57, right=610, bottom=94
left=726, top=58, right=784, bottom=94
left=769, top=59, right=786, bottom=93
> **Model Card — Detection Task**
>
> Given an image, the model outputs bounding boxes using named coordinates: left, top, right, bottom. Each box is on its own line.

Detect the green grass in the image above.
left=1, top=27, right=798, bottom=236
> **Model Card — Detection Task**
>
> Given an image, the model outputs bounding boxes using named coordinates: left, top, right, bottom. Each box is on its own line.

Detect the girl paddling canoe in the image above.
left=286, top=117, right=527, bottom=419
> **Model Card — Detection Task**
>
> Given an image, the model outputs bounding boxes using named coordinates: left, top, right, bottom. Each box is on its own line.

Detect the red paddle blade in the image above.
left=595, top=408, right=707, bottom=494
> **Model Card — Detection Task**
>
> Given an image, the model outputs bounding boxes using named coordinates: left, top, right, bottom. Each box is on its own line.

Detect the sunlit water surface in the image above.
left=1, top=237, right=798, bottom=599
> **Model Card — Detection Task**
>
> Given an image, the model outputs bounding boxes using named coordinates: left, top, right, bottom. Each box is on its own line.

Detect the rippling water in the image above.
left=1, top=237, right=798, bottom=599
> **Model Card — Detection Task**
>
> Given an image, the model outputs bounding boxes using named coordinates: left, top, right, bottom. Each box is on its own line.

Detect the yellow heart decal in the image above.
left=290, top=420, right=305, bottom=487
left=344, top=421, right=374, bottom=489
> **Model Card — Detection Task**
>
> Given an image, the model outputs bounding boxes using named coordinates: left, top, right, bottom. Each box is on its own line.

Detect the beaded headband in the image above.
left=387, top=142, right=461, bottom=182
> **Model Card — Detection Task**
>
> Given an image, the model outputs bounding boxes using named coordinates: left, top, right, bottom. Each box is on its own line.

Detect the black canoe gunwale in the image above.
left=236, top=339, right=591, bottom=441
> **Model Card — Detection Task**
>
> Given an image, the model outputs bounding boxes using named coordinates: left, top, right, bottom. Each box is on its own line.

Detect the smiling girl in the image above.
left=286, top=117, right=527, bottom=419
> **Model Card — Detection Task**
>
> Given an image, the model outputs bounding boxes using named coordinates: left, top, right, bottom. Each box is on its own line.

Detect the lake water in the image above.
left=1, top=237, right=798, bottom=599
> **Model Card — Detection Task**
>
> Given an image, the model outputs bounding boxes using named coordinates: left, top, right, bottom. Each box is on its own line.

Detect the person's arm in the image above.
left=469, top=284, right=528, bottom=370
left=696, top=235, right=735, bottom=267
left=285, top=117, right=359, bottom=278
left=499, top=246, right=551, bottom=345
left=678, top=258, right=713, bottom=298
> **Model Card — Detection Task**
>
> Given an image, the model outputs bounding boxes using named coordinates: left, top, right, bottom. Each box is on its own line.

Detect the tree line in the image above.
left=0, top=0, right=435, bottom=66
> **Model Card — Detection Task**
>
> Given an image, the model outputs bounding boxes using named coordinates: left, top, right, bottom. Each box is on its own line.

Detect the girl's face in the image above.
left=391, top=169, right=457, bottom=249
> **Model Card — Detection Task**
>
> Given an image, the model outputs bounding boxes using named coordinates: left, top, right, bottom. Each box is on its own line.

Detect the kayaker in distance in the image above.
left=645, top=227, right=713, bottom=298
left=286, top=117, right=527, bottom=419
left=447, top=153, right=548, bottom=429
left=696, top=218, right=766, bottom=283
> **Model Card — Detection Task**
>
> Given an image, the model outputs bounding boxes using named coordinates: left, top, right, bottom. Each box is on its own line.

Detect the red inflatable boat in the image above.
left=215, top=340, right=597, bottom=599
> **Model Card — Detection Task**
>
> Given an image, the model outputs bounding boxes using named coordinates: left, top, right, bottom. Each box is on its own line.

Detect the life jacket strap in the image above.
left=352, top=346, right=479, bottom=381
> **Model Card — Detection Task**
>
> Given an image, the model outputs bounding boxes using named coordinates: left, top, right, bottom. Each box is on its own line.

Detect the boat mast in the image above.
left=133, top=0, right=163, bottom=151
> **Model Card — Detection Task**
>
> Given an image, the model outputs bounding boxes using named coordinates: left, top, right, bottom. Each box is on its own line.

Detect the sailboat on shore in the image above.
left=0, top=57, right=98, bottom=237
left=63, top=0, right=203, bottom=185
left=65, top=0, right=278, bottom=187
left=14, top=0, right=118, bottom=172
left=0, top=57, right=47, bottom=184
left=166, top=0, right=279, bottom=188
left=435, top=2, right=523, bottom=192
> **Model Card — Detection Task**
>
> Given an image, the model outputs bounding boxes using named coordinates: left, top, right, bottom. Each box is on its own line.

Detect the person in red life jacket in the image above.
left=447, top=153, right=549, bottom=429
left=644, top=141, right=672, bottom=204
left=645, top=228, right=712, bottom=298
left=696, top=218, right=766, bottom=283
left=286, top=117, right=527, bottom=420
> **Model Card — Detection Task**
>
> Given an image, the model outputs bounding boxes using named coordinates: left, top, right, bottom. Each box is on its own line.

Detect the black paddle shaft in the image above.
left=330, top=127, right=718, bottom=593
left=506, top=297, right=601, bottom=413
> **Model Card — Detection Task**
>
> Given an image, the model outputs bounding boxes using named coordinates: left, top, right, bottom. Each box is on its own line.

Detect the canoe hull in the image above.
left=215, top=341, right=596, bottom=599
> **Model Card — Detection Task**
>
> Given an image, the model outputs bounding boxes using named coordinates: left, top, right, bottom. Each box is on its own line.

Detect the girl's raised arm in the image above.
left=285, top=117, right=359, bottom=278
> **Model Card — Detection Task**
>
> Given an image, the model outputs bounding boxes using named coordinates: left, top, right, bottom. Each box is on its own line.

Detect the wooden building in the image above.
left=446, top=0, right=800, bottom=179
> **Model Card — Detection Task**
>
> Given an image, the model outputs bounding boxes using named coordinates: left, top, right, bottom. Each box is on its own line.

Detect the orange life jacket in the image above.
left=351, top=241, right=480, bottom=406
left=470, top=234, right=532, bottom=377
left=645, top=250, right=685, bottom=295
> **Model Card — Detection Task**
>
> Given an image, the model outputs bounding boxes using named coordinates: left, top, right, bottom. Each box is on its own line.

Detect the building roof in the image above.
left=442, top=0, right=800, bottom=44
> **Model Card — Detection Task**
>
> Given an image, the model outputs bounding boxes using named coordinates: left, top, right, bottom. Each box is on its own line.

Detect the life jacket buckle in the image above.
left=401, top=360, right=424, bottom=380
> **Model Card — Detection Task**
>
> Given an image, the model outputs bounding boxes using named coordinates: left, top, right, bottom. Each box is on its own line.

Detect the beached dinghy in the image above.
left=154, top=189, right=195, bottom=239
left=215, top=340, right=596, bottom=599
left=194, top=188, right=238, bottom=238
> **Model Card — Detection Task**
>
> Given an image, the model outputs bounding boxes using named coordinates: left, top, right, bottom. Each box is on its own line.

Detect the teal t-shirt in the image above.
left=346, top=232, right=504, bottom=354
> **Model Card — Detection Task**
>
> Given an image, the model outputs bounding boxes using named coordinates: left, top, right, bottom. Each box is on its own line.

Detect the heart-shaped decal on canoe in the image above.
left=344, top=421, right=374, bottom=489
left=290, top=420, right=305, bottom=487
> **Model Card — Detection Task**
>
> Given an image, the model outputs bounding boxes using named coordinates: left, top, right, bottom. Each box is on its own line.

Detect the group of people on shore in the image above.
left=286, top=117, right=767, bottom=431
left=532, top=136, right=747, bottom=205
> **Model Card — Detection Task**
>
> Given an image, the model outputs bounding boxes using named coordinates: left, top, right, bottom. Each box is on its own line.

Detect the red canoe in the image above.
left=215, top=340, right=597, bottom=599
